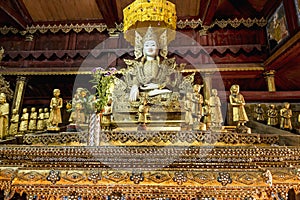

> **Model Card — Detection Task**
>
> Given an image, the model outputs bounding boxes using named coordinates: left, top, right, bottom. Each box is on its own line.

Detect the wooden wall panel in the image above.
left=75, top=32, right=108, bottom=50
left=34, top=33, right=69, bottom=50
left=0, top=34, right=27, bottom=51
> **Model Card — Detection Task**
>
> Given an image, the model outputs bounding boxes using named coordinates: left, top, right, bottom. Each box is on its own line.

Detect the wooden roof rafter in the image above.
left=259, top=0, right=283, bottom=19
left=10, top=0, right=33, bottom=26
left=0, top=0, right=29, bottom=29
left=95, top=0, right=119, bottom=28
left=199, top=0, right=221, bottom=26
left=227, top=0, right=260, bottom=18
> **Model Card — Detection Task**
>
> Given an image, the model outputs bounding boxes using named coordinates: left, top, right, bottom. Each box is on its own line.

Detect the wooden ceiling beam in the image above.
left=95, top=0, right=119, bottom=28
left=228, top=0, right=259, bottom=18
left=260, top=0, right=282, bottom=19
left=200, top=0, right=220, bottom=26
left=0, top=0, right=28, bottom=29
left=11, top=0, right=33, bottom=26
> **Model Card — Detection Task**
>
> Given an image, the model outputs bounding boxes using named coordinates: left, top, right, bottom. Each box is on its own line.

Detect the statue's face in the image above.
left=231, top=85, right=239, bottom=94
left=0, top=97, right=4, bottom=104
left=212, top=89, right=218, bottom=96
left=143, top=40, right=158, bottom=57
left=53, top=90, right=60, bottom=97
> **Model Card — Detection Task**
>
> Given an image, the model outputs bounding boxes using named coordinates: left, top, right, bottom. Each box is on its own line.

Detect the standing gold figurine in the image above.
left=184, top=92, right=193, bottom=130
left=192, top=84, right=204, bottom=123
left=9, top=108, right=19, bottom=136
left=49, top=89, right=63, bottom=130
left=28, top=107, right=37, bottom=132
left=202, top=100, right=212, bottom=130
left=68, top=93, right=85, bottom=125
left=229, top=85, right=249, bottom=126
left=137, top=98, right=149, bottom=131
left=37, top=108, right=45, bottom=131
left=19, top=108, right=29, bottom=134
left=0, top=93, right=9, bottom=139
left=255, top=104, right=265, bottom=122
left=267, top=104, right=278, bottom=126
left=229, top=85, right=250, bottom=133
left=43, top=108, right=50, bottom=129
left=280, top=102, right=292, bottom=131
left=209, top=89, right=223, bottom=129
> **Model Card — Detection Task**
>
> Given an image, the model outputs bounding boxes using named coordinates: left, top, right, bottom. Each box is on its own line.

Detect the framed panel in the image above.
left=266, top=2, right=289, bottom=50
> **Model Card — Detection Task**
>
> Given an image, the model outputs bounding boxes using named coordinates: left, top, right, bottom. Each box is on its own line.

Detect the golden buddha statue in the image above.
left=124, top=26, right=176, bottom=102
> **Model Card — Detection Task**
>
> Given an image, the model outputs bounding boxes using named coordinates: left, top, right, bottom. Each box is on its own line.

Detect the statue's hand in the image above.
left=129, top=85, right=139, bottom=102
left=140, top=83, right=159, bottom=90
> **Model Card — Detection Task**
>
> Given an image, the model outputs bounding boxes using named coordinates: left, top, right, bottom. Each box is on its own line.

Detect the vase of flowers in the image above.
left=88, top=67, right=116, bottom=146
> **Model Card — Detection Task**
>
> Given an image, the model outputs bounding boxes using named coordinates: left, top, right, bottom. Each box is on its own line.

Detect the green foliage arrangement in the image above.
left=90, top=67, right=116, bottom=113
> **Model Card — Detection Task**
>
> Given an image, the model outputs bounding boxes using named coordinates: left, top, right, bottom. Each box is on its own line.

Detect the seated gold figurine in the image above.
left=125, top=27, right=173, bottom=102
left=113, top=26, right=193, bottom=131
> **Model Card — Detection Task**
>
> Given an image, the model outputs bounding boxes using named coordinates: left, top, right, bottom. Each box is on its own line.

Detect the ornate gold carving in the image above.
left=1, top=167, right=298, bottom=199
left=22, top=130, right=280, bottom=146
left=97, top=131, right=279, bottom=146
left=62, top=171, right=85, bottom=183
left=104, top=171, right=129, bottom=183
left=46, top=170, right=61, bottom=184
left=0, top=71, right=93, bottom=76
left=0, top=23, right=108, bottom=35
left=214, top=17, right=267, bottom=29
left=123, top=0, right=177, bottom=32
left=18, top=171, right=44, bottom=182
left=0, top=168, right=17, bottom=179
left=147, top=172, right=171, bottom=183
left=0, top=18, right=266, bottom=36
left=23, top=132, right=87, bottom=145
left=236, top=173, right=258, bottom=185
left=88, top=170, right=102, bottom=184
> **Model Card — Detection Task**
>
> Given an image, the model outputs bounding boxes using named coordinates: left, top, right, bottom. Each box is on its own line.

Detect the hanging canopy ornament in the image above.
left=123, top=0, right=177, bottom=45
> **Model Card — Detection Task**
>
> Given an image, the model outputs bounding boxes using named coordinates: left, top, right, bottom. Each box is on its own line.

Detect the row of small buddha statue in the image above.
left=9, top=107, right=50, bottom=136
left=0, top=89, right=62, bottom=140
left=254, top=102, right=294, bottom=131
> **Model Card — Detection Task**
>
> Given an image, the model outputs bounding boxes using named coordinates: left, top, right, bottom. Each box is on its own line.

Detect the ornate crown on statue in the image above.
left=123, top=0, right=177, bottom=47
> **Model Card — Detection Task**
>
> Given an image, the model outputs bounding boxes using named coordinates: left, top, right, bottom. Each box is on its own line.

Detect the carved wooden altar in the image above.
left=0, top=137, right=300, bottom=200
left=1, top=0, right=300, bottom=199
